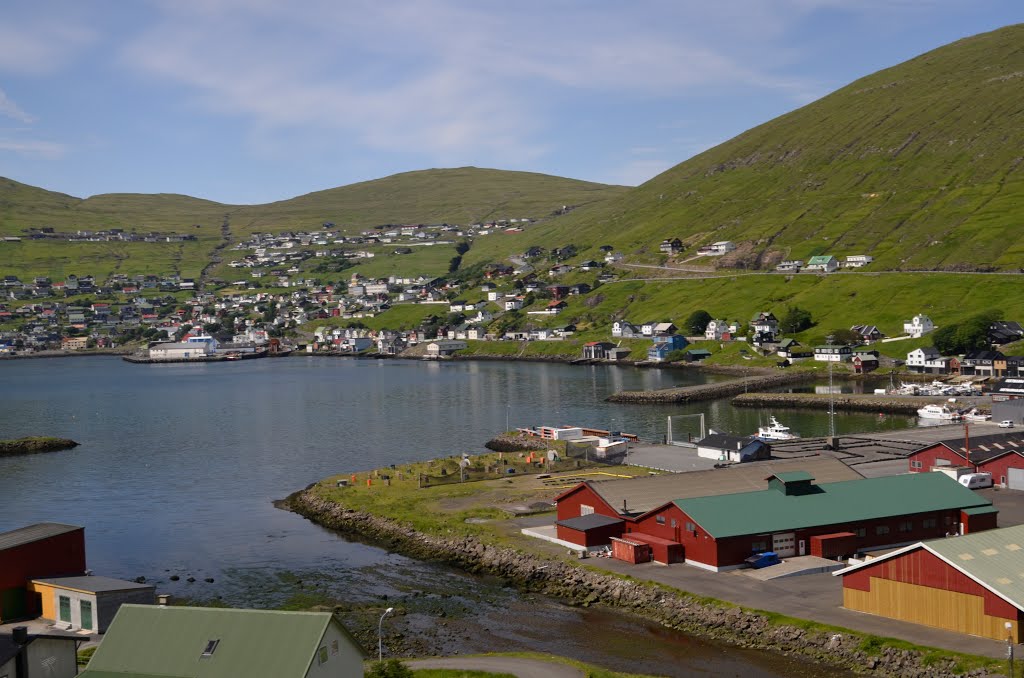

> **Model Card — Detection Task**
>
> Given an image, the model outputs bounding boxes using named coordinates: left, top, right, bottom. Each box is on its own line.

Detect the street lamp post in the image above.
left=827, top=334, right=836, bottom=441
left=378, top=607, right=394, bottom=662
left=506, top=404, right=510, bottom=432
left=1006, top=622, right=1014, bottom=677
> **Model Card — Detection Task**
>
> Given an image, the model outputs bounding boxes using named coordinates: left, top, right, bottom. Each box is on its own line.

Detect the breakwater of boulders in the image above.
left=732, top=392, right=952, bottom=414
left=606, top=371, right=811, bottom=403
left=285, top=488, right=996, bottom=677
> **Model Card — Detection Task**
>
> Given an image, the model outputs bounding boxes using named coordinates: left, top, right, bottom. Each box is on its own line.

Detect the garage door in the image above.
left=772, top=532, right=796, bottom=558
left=1009, top=468, right=1024, bottom=491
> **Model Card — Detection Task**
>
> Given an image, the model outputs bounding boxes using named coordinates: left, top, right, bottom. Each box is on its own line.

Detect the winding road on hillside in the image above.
left=612, top=262, right=1022, bottom=281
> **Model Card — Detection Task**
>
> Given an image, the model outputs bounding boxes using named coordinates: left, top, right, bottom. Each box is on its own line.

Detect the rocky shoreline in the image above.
left=285, top=488, right=993, bottom=677
left=606, top=371, right=812, bottom=403
left=0, top=437, right=79, bottom=456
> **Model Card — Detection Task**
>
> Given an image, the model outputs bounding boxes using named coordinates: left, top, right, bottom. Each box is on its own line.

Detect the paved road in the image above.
left=406, top=656, right=584, bottom=677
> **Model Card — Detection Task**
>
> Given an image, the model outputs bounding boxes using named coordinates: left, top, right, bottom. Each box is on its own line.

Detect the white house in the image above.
left=805, top=255, right=839, bottom=272
left=844, top=255, right=873, bottom=268
left=775, top=260, right=803, bottom=272
left=906, top=347, right=941, bottom=370
left=904, top=314, right=935, bottom=338
left=503, top=297, right=524, bottom=311
left=612, top=320, right=639, bottom=338
left=704, top=319, right=729, bottom=340
left=426, top=340, right=467, bottom=356
left=814, top=345, right=853, bottom=362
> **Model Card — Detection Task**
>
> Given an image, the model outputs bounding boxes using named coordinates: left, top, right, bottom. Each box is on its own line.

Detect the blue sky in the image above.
left=0, top=1, right=1020, bottom=204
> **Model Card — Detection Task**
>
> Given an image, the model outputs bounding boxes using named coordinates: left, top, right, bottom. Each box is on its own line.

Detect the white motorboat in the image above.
left=963, top=408, right=991, bottom=422
left=757, top=416, right=799, bottom=440
left=917, top=404, right=962, bottom=421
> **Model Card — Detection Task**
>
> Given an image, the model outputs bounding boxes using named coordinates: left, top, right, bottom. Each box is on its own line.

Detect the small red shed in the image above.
left=555, top=514, right=624, bottom=548
left=626, top=533, right=684, bottom=564
left=809, top=532, right=857, bottom=559
left=610, top=537, right=651, bottom=564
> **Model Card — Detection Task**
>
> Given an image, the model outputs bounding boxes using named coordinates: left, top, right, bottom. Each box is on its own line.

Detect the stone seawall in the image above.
left=606, top=371, right=812, bottom=403
left=732, top=392, right=953, bottom=414
left=286, top=489, right=993, bottom=677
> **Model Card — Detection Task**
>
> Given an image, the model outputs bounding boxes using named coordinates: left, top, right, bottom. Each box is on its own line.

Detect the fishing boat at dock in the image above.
left=756, top=416, right=799, bottom=440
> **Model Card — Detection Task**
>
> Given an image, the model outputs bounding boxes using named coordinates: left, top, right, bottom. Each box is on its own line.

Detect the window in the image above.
left=670, top=518, right=677, bottom=528
left=318, top=646, right=329, bottom=665
left=580, top=504, right=594, bottom=516
left=656, top=515, right=666, bottom=525
left=752, top=541, right=768, bottom=552
left=856, top=528, right=866, bottom=538
left=685, top=522, right=696, bottom=532
left=875, top=525, right=890, bottom=536
left=58, top=595, right=71, bottom=623
left=923, top=518, right=937, bottom=529
left=910, top=460, right=923, bottom=469
left=898, top=521, right=913, bottom=533
left=201, top=639, right=220, bottom=657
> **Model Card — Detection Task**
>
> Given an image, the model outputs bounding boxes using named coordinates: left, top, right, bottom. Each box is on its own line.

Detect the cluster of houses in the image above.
left=775, top=254, right=873, bottom=273
left=14, top=227, right=199, bottom=243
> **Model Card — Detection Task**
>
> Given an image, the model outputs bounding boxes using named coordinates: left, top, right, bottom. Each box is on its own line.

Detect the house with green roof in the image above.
left=626, top=471, right=996, bottom=571
left=805, top=255, right=839, bottom=272
left=79, top=605, right=366, bottom=678
left=835, top=523, right=1024, bottom=642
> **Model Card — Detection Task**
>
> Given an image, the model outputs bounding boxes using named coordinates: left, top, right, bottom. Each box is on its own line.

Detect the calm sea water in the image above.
left=0, top=356, right=877, bottom=676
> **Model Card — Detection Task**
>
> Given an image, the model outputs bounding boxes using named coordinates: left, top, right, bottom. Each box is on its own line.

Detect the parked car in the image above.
left=744, top=551, right=781, bottom=569
left=959, top=473, right=994, bottom=489
left=999, top=420, right=1015, bottom=428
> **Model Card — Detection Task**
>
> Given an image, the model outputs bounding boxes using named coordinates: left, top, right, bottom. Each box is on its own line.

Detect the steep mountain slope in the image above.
left=511, top=24, right=1024, bottom=271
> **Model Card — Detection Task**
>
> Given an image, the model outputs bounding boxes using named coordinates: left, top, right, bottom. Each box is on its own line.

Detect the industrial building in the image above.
left=554, top=465, right=996, bottom=571
left=30, top=576, right=155, bottom=633
left=835, top=524, right=1024, bottom=642
left=906, top=431, right=1024, bottom=489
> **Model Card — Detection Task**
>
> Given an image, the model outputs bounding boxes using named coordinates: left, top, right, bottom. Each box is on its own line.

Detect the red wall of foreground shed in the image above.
left=0, top=529, right=86, bottom=590
left=555, top=521, right=624, bottom=548
left=842, top=548, right=1017, bottom=618
left=961, top=509, right=998, bottom=534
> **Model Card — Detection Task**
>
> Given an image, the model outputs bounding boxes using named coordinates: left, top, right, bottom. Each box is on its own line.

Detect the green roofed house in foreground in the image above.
left=78, top=605, right=367, bottom=678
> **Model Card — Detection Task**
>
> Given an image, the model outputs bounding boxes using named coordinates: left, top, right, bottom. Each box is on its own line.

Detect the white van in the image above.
left=959, top=473, right=993, bottom=489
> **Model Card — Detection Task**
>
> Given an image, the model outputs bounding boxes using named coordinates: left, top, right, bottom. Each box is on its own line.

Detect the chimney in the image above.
left=12, top=626, right=28, bottom=644
left=622, top=499, right=628, bottom=514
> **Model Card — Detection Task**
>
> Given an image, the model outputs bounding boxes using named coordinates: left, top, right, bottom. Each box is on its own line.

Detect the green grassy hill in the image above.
left=472, top=24, right=1024, bottom=272
left=0, top=168, right=625, bottom=279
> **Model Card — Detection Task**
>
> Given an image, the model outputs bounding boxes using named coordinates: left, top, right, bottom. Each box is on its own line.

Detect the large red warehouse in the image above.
left=554, top=465, right=996, bottom=571
left=907, top=431, right=1024, bottom=488
left=0, top=523, right=86, bottom=622
left=835, top=524, right=1024, bottom=642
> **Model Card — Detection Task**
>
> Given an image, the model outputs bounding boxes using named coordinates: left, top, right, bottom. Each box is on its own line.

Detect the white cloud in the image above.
left=0, top=89, right=35, bottom=123
left=0, top=138, right=67, bottom=158
left=0, top=20, right=95, bottom=75
left=605, top=158, right=677, bottom=187
left=118, top=1, right=830, bottom=164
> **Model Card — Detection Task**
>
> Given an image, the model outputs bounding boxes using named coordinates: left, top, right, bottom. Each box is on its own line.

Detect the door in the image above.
left=798, top=539, right=806, bottom=556
left=772, top=532, right=796, bottom=558
left=1010, top=468, right=1024, bottom=491
left=58, top=595, right=71, bottom=624
left=80, top=599, right=93, bottom=631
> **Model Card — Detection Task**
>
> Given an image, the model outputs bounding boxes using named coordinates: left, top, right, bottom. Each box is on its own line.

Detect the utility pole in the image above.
left=827, top=334, right=836, bottom=440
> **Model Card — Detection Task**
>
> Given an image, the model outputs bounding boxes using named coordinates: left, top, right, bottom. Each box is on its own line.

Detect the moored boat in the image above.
left=756, top=415, right=799, bottom=440
left=917, top=404, right=962, bottom=420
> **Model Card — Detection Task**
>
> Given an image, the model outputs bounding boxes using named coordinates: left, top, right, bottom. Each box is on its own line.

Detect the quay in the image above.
left=606, top=371, right=810, bottom=403
left=731, top=391, right=987, bottom=414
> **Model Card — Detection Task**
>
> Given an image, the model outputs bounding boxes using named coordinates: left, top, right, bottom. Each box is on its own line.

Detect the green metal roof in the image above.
left=807, top=255, right=836, bottom=264
left=918, top=524, right=1024, bottom=609
left=674, top=473, right=992, bottom=539
left=80, top=605, right=364, bottom=678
